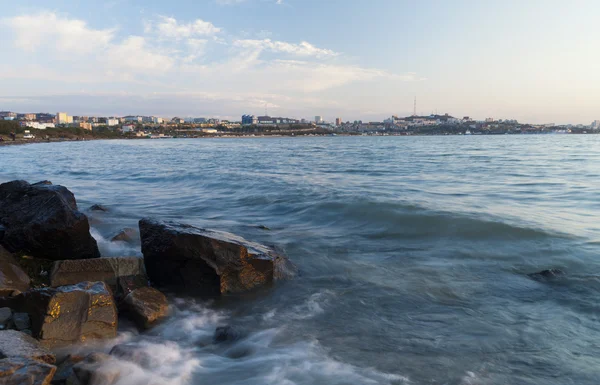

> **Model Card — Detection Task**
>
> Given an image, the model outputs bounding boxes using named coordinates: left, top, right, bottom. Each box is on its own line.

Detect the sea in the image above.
left=1, top=135, right=599, bottom=385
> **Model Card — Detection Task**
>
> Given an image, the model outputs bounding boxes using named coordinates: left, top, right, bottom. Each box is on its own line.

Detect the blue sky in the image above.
left=0, top=0, right=598, bottom=123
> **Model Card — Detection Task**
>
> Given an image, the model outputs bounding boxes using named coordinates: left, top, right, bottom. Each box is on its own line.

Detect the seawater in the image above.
left=1, top=135, right=600, bottom=384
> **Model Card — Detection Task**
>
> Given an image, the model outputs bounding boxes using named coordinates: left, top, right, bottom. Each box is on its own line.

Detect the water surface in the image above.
left=1, top=136, right=599, bottom=384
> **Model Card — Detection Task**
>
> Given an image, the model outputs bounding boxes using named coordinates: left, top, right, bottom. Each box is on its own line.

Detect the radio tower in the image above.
left=413, top=96, right=417, bottom=116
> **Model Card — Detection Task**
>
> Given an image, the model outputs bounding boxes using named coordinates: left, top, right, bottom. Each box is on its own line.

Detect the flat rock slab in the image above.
left=0, top=245, right=31, bottom=296
left=0, top=180, right=100, bottom=260
left=0, top=357, right=56, bottom=385
left=123, top=287, right=168, bottom=330
left=7, top=282, right=117, bottom=349
left=50, top=257, right=147, bottom=298
left=139, top=218, right=295, bottom=296
left=0, top=330, right=55, bottom=364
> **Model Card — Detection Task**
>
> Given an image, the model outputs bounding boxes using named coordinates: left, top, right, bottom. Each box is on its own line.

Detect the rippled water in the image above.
left=2, top=136, right=600, bottom=384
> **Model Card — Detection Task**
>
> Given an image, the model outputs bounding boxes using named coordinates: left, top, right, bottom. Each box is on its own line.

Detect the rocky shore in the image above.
left=0, top=180, right=293, bottom=384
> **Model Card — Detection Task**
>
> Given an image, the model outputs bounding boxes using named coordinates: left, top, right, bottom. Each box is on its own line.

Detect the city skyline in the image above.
left=0, top=0, right=599, bottom=124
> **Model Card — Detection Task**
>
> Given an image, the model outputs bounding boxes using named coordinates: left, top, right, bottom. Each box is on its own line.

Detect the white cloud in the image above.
left=154, top=16, right=221, bottom=39
left=233, top=39, right=338, bottom=57
left=1, top=12, right=114, bottom=53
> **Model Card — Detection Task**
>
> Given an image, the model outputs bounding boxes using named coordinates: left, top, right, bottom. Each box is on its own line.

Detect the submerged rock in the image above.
left=50, top=257, right=147, bottom=299
left=214, top=325, right=245, bottom=344
left=122, top=287, right=168, bottom=330
left=528, top=268, right=565, bottom=280
left=0, top=180, right=100, bottom=260
left=5, top=282, right=117, bottom=348
left=51, top=354, right=85, bottom=385
left=0, top=330, right=55, bottom=364
left=110, top=228, right=137, bottom=243
left=88, top=204, right=108, bottom=212
left=0, top=245, right=31, bottom=296
left=69, top=353, right=122, bottom=385
left=109, top=343, right=155, bottom=369
left=0, top=357, right=56, bottom=385
left=139, top=218, right=295, bottom=296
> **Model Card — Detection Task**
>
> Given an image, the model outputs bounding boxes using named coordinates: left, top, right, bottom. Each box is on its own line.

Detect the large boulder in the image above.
left=0, top=357, right=56, bottom=385
left=3, top=282, right=117, bottom=348
left=0, top=330, right=55, bottom=364
left=139, top=218, right=294, bottom=296
left=0, top=245, right=30, bottom=296
left=50, top=257, right=147, bottom=299
left=0, top=180, right=100, bottom=260
left=122, top=287, right=168, bottom=330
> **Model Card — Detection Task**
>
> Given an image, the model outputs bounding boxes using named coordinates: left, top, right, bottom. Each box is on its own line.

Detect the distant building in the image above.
left=123, top=116, right=142, bottom=122
left=335, top=117, right=342, bottom=126
left=56, top=112, right=68, bottom=124
left=106, top=118, right=119, bottom=127
left=485, top=118, right=494, bottom=123
left=152, top=117, right=164, bottom=124
left=315, top=116, right=323, bottom=124
left=78, top=122, right=92, bottom=131
left=242, top=115, right=258, bottom=125
left=121, top=124, right=135, bottom=133
left=592, top=120, right=600, bottom=129
left=202, top=128, right=218, bottom=134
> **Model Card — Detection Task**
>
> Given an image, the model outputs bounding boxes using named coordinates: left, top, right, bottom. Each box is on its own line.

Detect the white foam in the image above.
left=90, top=227, right=141, bottom=257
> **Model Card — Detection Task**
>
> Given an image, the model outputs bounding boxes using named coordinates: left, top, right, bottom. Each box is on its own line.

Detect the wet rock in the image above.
left=0, top=245, right=31, bottom=296
left=122, top=287, right=168, bottom=330
left=214, top=325, right=245, bottom=344
left=109, top=344, right=154, bottom=369
left=12, top=313, right=30, bottom=331
left=6, top=282, right=117, bottom=348
left=88, top=204, right=108, bottom=212
left=110, top=228, right=137, bottom=243
left=0, top=180, right=100, bottom=260
left=0, top=330, right=55, bottom=364
left=50, top=257, right=147, bottom=299
left=528, top=268, right=565, bottom=280
left=51, top=354, right=85, bottom=385
left=69, top=353, right=122, bottom=385
left=139, top=218, right=295, bottom=296
left=0, top=357, right=56, bottom=385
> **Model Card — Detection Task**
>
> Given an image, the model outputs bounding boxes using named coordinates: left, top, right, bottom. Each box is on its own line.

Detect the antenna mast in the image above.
left=413, top=96, right=417, bottom=116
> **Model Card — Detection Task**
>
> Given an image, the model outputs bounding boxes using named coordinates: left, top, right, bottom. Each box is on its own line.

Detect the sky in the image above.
left=0, top=0, right=598, bottom=124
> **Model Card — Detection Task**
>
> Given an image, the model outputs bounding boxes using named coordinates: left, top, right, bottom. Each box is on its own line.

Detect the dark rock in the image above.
left=88, top=204, right=108, bottom=212
left=122, top=287, right=168, bottom=330
left=0, top=245, right=31, bottom=296
left=0, top=308, right=11, bottom=329
left=50, top=257, right=147, bottom=300
left=139, top=218, right=295, bottom=296
left=214, top=325, right=245, bottom=344
left=6, top=282, right=117, bottom=348
left=109, top=344, right=154, bottom=369
left=0, top=357, right=56, bottom=385
left=12, top=313, right=30, bottom=331
left=69, top=353, right=121, bottom=385
left=528, top=269, right=565, bottom=280
left=110, top=228, right=137, bottom=243
left=0, top=330, right=55, bottom=364
left=0, top=180, right=100, bottom=260
left=51, top=354, right=85, bottom=385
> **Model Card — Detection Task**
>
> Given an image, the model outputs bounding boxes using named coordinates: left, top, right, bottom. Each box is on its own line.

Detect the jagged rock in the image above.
left=50, top=257, right=147, bottom=299
left=68, top=353, right=122, bottom=385
left=0, top=245, right=31, bottom=296
left=88, top=204, right=108, bottom=212
left=0, top=357, right=56, bottom=385
left=0, top=330, right=55, bottom=364
left=4, top=282, right=117, bottom=348
left=12, top=313, right=30, bottom=331
left=139, top=218, right=295, bottom=296
left=0, top=180, right=100, bottom=260
left=110, top=228, right=137, bottom=243
left=122, top=287, right=168, bottom=330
